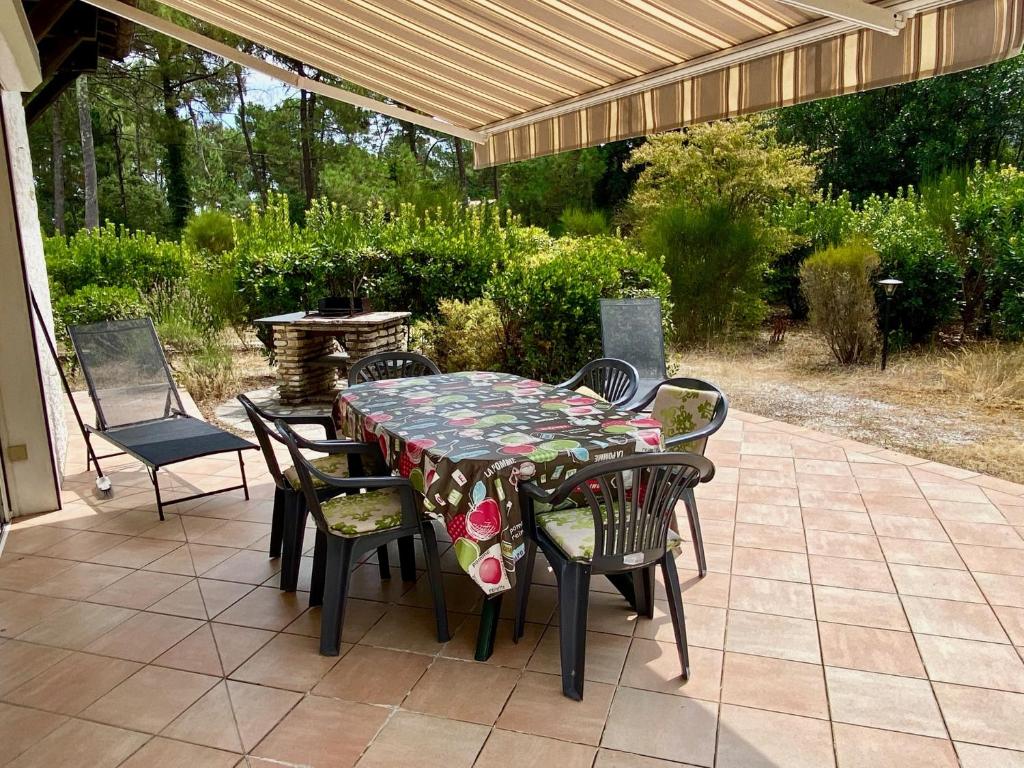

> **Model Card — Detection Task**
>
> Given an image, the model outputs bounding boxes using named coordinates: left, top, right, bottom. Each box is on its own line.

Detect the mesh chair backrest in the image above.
left=236, top=395, right=288, bottom=488
left=68, top=318, right=184, bottom=430
left=348, top=352, right=441, bottom=385
left=600, top=298, right=667, bottom=381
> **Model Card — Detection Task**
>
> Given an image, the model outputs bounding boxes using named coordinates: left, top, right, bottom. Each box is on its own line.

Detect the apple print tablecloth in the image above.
left=333, top=371, right=663, bottom=595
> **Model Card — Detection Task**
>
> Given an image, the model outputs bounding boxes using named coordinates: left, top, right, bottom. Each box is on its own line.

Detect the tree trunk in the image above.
left=234, top=65, right=266, bottom=205
left=401, top=120, right=418, bottom=160
left=161, top=69, right=191, bottom=230
left=454, top=138, right=467, bottom=199
left=112, top=120, right=128, bottom=220
left=299, top=87, right=316, bottom=203
left=187, top=101, right=209, bottom=177
left=76, top=77, right=99, bottom=229
left=51, top=98, right=65, bottom=234
left=491, top=166, right=500, bottom=201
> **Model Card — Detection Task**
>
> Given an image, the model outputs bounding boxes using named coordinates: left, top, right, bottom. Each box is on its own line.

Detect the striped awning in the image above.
left=150, top=0, right=1024, bottom=168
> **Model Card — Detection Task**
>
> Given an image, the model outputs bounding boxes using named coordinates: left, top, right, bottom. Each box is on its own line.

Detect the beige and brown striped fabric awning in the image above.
left=152, top=0, right=1024, bottom=168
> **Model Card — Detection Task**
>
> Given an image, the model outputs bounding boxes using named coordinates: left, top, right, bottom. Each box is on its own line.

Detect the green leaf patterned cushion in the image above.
left=536, top=506, right=682, bottom=561
left=321, top=488, right=404, bottom=537
left=284, top=452, right=350, bottom=490
left=651, top=385, right=720, bottom=455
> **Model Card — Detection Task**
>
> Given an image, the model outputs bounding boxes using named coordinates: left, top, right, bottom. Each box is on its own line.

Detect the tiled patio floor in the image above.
left=2, top=405, right=1024, bottom=767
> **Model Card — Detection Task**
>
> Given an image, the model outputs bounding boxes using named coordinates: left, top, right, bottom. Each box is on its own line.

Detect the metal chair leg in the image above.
left=269, top=486, right=284, bottom=559
left=556, top=560, right=591, bottom=701
left=397, top=535, right=417, bottom=582
left=513, top=538, right=536, bottom=642
left=661, top=551, right=690, bottom=680
left=420, top=521, right=450, bottom=642
left=683, top=487, right=707, bottom=578
left=319, top=537, right=355, bottom=656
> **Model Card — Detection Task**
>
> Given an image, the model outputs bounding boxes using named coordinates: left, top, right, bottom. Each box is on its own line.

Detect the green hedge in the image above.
left=52, top=284, right=146, bottom=346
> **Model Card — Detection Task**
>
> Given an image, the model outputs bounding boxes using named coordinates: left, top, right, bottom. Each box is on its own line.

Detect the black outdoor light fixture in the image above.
left=878, top=278, right=903, bottom=371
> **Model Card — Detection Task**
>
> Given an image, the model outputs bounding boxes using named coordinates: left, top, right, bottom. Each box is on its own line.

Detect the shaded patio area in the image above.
left=1, top=398, right=1023, bottom=767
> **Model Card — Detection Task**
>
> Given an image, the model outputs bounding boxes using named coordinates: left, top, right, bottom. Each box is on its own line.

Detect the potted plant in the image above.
left=317, top=246, right=385, bottom=316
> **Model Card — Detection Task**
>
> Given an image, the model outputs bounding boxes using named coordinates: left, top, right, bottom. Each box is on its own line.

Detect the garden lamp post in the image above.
left=878, top=278, right=902, bottom=371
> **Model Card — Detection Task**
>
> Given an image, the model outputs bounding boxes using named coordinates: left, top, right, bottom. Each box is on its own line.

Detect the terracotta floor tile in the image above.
left=0, top=591, right=75, bottom=638
left=931, top=499, right=1007, bottom=523
left=808, top=555, right=895, bottom=592
left=870, top=516, right=949, bottom=542
left=143, top=544, right=237, bottom=577
left=716, top=704, right=835, bottom=768
left=862, top=494, right=933, bottom=518
left=86, top=570, right=191, bottom=609
left=679, top=571, right=731, bottom=608
left=231, top=632, right=342, bottom=692
left=211, top=623, right=276, bottom=673
left=358, top=604, right=450, bottom=654
left=247, top=694, right=385, bottom=767
left=38, top=531, right=129, bottom=562
left=4, top=651, right=140, bottom=715
left=201, top=550, right=281, bottom=585
left=528, top=627, right=631, bottom=684
left=733, top=523, right=806, bottom=553
left=739, top=467, right=796, bottom=489
left=403, top=656, right=519, bottom=724
left=88, top=537, right=182, bottom=568
left=16, top=601, right=136, bottom=649
left=83, top=665, right=219, bottom=732
left=163, top=679, right=299, bottom=752
left=889, top=563, right=985, bottom=602
left=0, top=640, right=70, bottom=695
left=213, top=587, right=307, bottom=631
left=802, top=509, right=873, bottom=535
left=855, top=476, right=923, bottom=498
left=0, top=702, right=67, bottom=765
left=148, top=580, right=208, bottom=619
left=593, top=749, right=696, bottom=767
left=26, top=562, right=132, bottom=601
left=3, top=525, right=78, bottom=555
left=728, top=576, right=814, bottom=619
left=799, top=489, right=864, bottom=513
left=721, top=652, right=827, bottom=718
left=355, top=710, right=487, bottom=768
left=732, top=547, right=809, bottom=582
left=919, top=482, right=989, bottom=504
left=934, top=683, right=1024, bottom=751
left=901, top=595, right=1009, bottom=643
left=993, top=605, right=1024, bottom=645
left=153, top=624, right=224, bottom=676
left=916, top=635, right=1024, bottom=692
left=441, top=615, right=544, bottom=668
left=974, top=572, right=1024, bottom=608
left=476, top=729, right=596, bottom=768
left=86, top=611, right=204, bottom=662
left=942, top=521, right=1023, bottom=548
left=955, top=742, right=1024, bottom=768
left=878, top=538, right=965, bottom=569
left=813, top=585, right=909, bottom=631
left=497, top=670, right=613, bottom=745
left=818, top=623, right=925, bottom=677
left=826, top=666, right=946, bottom=738
left=833, top=723, right=958, bottom=768
left=197, top=579, right=254, bottom=617
left=619, top=638, right=720, bottom=701
left=737, top=485, right=799, bottom=507
left=601, top=687, right=717, bottom=765
left=957, top=544, right=1024, bottom=576
left=735, top=502, right=803, bottom=528
left=117, top=736, right=240, bottom=768
left=313, top=645, right=431, bottom=705
left=190, top=521, right=271, bottom=549
left=796, top=459, right=855, bottom=477
left=6, top=718, right=148, bottom=768
left=634, top=601, right=726, bottom=650
left=725, top=610, right=820, bottom=663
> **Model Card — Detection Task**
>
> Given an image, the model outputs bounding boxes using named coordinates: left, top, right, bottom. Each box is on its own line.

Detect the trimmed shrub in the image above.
left=411, top=298, right=504, bottom=372
left=183, top=209, right=235, bottom=255
left=53, top=285, right=146, bottom=347
left=801, top=238, right=880, bottom=364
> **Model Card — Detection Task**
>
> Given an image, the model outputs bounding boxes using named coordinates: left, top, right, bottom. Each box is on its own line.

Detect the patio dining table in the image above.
left=333, top=371, right=664, bottom=657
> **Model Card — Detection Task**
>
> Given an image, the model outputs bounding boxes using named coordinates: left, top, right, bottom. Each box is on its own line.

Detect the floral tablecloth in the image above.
left=334, top=371, right=663, bottom=594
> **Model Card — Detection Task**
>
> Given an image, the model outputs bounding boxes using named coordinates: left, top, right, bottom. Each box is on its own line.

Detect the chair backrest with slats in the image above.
left=599, top=298, right=667, bottom=382
left=348, top=352, right=441, bottom=385
left=560, top=358, right=638, bottom=407
left=237, top=394, right=289, bottom=489
left=68, top=318, right=184, bottom=430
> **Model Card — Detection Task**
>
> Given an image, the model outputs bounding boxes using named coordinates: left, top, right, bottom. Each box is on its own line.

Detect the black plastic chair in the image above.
left=278, top=421, right=450, bottom=655
left=348, top=352, right=441, bottom=385
left=630, top=378, right=729, bottom=578
left=558, top=358, right=639, bottom=407
left=515, top=453, right=715, bottom=700
left=600, top=298, right=668, bottom=408
left=68, top=318, right=256, bottom=520
left=237, top=395, right=410, bottom=593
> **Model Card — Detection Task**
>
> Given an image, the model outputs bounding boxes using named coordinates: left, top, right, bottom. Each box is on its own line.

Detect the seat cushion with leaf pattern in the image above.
left=536, top=506, right=682, bottom=561
left=320, top=488, right=404, bottom=537
left=283, top=453, right=350, bottom=490
left=651, top=385, right=720, bottom=455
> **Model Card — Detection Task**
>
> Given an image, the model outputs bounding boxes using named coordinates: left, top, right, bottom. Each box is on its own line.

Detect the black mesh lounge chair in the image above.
left=237, top=394, right=409, bottom=593
left=558, top=358, right=639, bottom=407
left=600, top=298, right=668, bottom=407
left=278, top=421, right=449, bottom=655
left=630, top=377, right=729, bottom=579
left=515, top=453, right=715, bottom=700
left=348, top=351, right=441, bottom=385
left=68, top=318, right=256, bottom=520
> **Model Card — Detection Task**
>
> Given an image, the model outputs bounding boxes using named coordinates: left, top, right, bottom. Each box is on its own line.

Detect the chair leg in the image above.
left=238, top=451, right=249, bottom=501
left=151, top=468, right=165, bottom=522
left=683, top=487, right=707, bottom=578
left=555, top=560, right=591, bottom=701
left=632, top=566, right=656, bottom=619
left=420, top=521, right=450, bottom=642
left=397, top=535, right=417, bottom=582
left=661, top=551, right=690, bottom=680
left=269, top=487, right=284, bottom=559
left=309, top=529, right=327, bottom=608
left=319, top=537, right=355, bottom=656
left=514, top=538, right=536, bottom=642
left=279, top=493, right=306, bottom=592
left=376, top=545, right=391, bottom=579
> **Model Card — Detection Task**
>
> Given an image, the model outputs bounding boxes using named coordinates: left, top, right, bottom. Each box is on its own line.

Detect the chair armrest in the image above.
left=304, top=459, right=413, bottom=492
left=519, top=481, right=557, bottom=503
left=273, top=414, right=337, bottom=440
left=283, top=429, right=376, bottom=455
